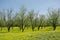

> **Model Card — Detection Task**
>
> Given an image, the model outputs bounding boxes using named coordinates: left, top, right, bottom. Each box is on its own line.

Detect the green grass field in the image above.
left=0, top=26, right=60, bottom=40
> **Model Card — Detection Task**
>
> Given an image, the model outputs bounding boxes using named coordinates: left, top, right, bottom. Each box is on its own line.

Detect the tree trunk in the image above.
left=8, top=23, right=10, bottom=32
left=22, top=24, right=24, bottom=32
left=53, top=23, right=56, bottom=30
left=38, top=25, right=40, bottom=31
left=8, top=26, right=10, bottom=32
left=32, top=25, right=34, bottom=31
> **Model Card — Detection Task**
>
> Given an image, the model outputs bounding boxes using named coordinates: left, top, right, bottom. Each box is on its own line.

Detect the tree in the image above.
left=48, top=8, right=60, bottom=30
left=13, top=13, right=20, bottom=29
left=24, top=14, right=30, bottom=29
left=7, top=9, right=13, bottom=32
left=19, top=6, right=26, bottom=32
left=0, top=10, right=6, bottom=31
left=28, top=10, right=35, bottom=31
left=0, top=11, right=3, bottom=31
left=38, top=14, right=45, bottom=30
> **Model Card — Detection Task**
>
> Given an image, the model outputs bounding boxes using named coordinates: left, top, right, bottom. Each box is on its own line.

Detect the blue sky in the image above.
left=0, top=0, right=60, bottom=15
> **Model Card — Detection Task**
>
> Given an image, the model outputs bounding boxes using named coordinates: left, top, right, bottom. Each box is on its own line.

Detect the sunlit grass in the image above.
left=0, top=26, right=60, bottom=40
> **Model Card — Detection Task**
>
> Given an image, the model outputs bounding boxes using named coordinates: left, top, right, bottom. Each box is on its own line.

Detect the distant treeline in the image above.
left=0, top=6, right=60, bottom=32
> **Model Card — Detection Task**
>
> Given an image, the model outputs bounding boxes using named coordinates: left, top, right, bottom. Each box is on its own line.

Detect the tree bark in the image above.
left=38, top=25, right=40, bottom=31
left=8, top=26, right=10, bottom=32
left=21, top=24, right=24, bottom=32
left=32, top=25, right=34, bottom=31
left=53, top=23, right=56, bottom=30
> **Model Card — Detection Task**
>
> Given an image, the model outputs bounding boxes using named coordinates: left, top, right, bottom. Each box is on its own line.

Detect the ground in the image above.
left=0, top=26, right=60, bottom=40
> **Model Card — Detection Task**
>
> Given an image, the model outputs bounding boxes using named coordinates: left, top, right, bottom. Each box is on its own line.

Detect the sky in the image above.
left=0, top=0, right=60, bottom=15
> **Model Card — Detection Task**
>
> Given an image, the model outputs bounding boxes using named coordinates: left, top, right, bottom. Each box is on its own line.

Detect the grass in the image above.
left=0, top=26, right=60, bottom=40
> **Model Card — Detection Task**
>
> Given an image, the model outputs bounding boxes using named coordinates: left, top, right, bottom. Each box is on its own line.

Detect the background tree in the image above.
left=13, top=13, right=20, bottom=28
left=7, top=9, right=13, bottom=32
left=24, top=14, right=30, bottom=29
left=0, top=10, right=6, bottom=31
left=48, top=8, right=60, bottom=30
left=28, top=10, right=35, bottom=31
left=34, top=12, right=39, bottom=29
left=19, top=6, right=26, bottom=32
left=38, top=14, right=45, bottom=30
